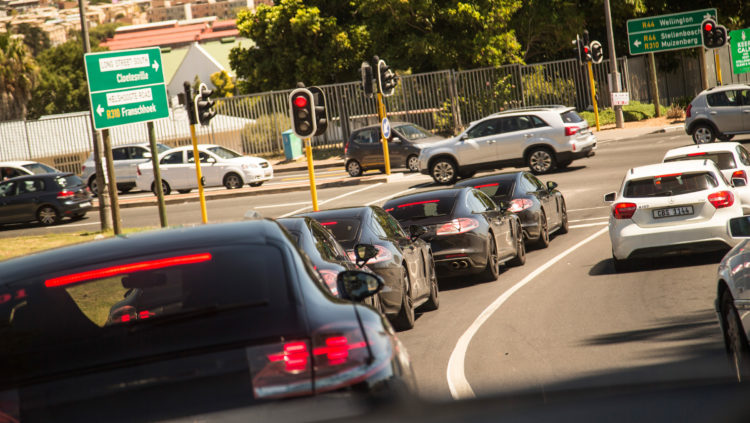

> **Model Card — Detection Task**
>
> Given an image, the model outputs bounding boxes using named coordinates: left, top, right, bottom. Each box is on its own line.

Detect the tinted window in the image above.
left=467, top=191, right=490, bottom=212
left=54, top=175, right=83, bottom=188
left=519, top=175, right=537, bottom=192
left=472, top=180, right=514, bottom=199
left=0, top=181, right=16, bottom=197
left=707, top=90, right=740, bottom=107
left=624, top=172, right=719, bottom=197
left=352, top=129, right=378, bottom=144
left=531, top=115, right=549, bottom=127
left=128, top=147, right=147, bottom=160
left=502, top=116, right=533, bottom=132
left=373, top=208, right=407, bottom=238
left=525, top=173, right=546, bottom=191
left=1, top=167, right=23, bottom=179
left=385, top=193, right=457, bottom=221
left=112, top=148, right=129, bottom=161
left=17, top=179, right=44, bottom=194
left=161, top=151, right=184, bottom=165
left=157, top=143, right=171, bottom=154
left=395, top=124, right=432, bottom=140
left=22, top=163, right=57, bottom=174
left=560, top=110, right=584, bottom=123
left=319, top=219, right=361, bottom=243
left=738, top=146, right=750, bottom=166
left=664, top=152, right=736, bottom=170
left=207, top=146, right=241, bottom=159
left=311, top=223, right=339, bottom=261
left=466, top=118, right=502, bottom=138
left=474, top=190, right=498, bottom=210
left=187, top=151, right=211, bottom=163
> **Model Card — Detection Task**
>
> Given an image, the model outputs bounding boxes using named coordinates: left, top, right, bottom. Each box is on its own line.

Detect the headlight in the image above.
left=242, top=163, right=260, bottom=170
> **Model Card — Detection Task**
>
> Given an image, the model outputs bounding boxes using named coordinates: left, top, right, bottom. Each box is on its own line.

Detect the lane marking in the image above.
left=365, top=188, right=417, bottom=206
left=570, top=222, right=608, bottom=229
left=279, top=183, right=383, bottom=218
left=446, top=227, right=608, bottom=400
left=568, top=206, right=609, bottom=212
left=568, top=216, right=608, bottom=223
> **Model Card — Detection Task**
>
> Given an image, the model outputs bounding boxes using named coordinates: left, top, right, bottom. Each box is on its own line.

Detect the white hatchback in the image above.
left=663, top=142, right=750, bottom=214
left=136, top=145, right=273, bottom=195
left=605, top=160, right=743, bottom=271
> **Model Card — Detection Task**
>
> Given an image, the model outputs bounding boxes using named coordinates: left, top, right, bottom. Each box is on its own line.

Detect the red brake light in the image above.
left=396, top=199, right=439, bottom=208
left=57, top=190, right=75, bottom=199
left=474, top=183, right=499, bottom=189
left=319, top=221, right=337, bottom=226
left=344, top=142, right=348, bottom=155
left=687, top=152, right=706, bottom=157
left=508, top=198, right=533, bottom=213
left=317, top=269, right=339, bottom=296
left=45, top=253, right=212, bottom=287
left=686, top=104, right=692, bottom=118
left=708, top=191, right=734, bottom=208
left=268, top=341, right=310, bottom=373
left=564, top=126, right=578, bottom=136
left=732, top=170, right=747, bottom=184
left=436, top=218, right=480, bottom=235
left=612, top=202, right=637, bottom=219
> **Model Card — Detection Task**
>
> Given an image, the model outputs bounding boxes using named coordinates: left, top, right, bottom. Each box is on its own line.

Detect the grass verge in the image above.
left=580, top=101, right=670, bottom=127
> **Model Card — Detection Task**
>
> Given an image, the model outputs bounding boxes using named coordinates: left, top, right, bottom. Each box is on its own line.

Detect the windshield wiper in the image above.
left=127, top=300, right=269, bottom=332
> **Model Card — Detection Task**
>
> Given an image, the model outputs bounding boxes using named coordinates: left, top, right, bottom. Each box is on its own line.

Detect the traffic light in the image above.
left=183, top=82, right=196, bottom=125
left=590, top=40, right=604, bottom=64
left=376, top=59, right=398, bottom=96
left=702, top=18, right=728, bottom=49
left=360, top=61, right=373, bottom=97
left=309, top=86, right=328, bottom=136
left=573, top=34, right=592, bottom=64
left=289, top=88, right=316, bottom=138
left=194, top=83, right=216, bottom=126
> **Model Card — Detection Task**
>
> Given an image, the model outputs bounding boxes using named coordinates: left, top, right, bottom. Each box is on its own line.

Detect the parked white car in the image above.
left=1, top=161, right=60, bottom=180
left=81, top=142, right=170, bottom=194
left=605, top=160, right=743, bottom=271
left=663, top=142, right=750, bottom=214
left=135, top=144, right=273, bottom=195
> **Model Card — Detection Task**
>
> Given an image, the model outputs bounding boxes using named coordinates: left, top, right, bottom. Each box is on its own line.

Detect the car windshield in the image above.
left=207, top=146, right=242, bottom=159
left=55, top=175, right=83, bottom=188
left=22, top=163, right=58, bottom=174
left=395, top=124, right=433, bottom=140
left=664, top=152, right=736, bottom=170
left=316, top=219, right=361, bottom=243
left=624, top=172, right=719, bottom=197
left=385, top=193, right=457, bottom=221
left=157, top=143, right=171, bottom=154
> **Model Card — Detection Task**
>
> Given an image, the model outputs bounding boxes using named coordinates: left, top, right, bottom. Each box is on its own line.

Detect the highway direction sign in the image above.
left=627, top=9, right=717, bottom=55
left=730, top=28, right=750, bottom=75
left=84, top=47, right=169, bottom=130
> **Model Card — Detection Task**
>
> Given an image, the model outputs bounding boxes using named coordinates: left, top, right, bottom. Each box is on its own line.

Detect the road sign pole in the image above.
left=714, top=50, right=723, bottom=85
left=147, top=121, right=167, bottom=227
left=101, top=129, right=122, bottom=235
left=603, top=0, right=624, bottom=128
left=377, top=92, right=391, bottom=175
left=304, top=138, right=319, bottom=212
left=587, top=62, right=600, bottom=131
left=648, top=53, right=662, bottom=117
left=189, top=123, right=208, bottom=224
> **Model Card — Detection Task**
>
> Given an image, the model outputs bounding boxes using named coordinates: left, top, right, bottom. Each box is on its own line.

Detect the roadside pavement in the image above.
left=593, top=116, right=685, bottom=143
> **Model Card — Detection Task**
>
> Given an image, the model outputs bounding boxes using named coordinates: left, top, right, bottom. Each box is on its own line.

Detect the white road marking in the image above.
left=279, top=183, right=383, bottom=217
left=568, top=216, right=609, bottom=223
left=365, top=188, right=417, bottom=206
left=255, top=201, right=312, bottom=209
left=570, top=222, right=608, bottom=228
left=568, top=206, right=609, bottom=212
left=446, top=227, right=608, bottom=400
left=44, top=222, right=101, bottom=229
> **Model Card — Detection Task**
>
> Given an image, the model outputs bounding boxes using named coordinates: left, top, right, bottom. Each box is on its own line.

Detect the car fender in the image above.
left=223, top=166, right=247, bottom=185
left=686, top=118, right=719, bottom=135
left=524, top=136, right=561, bottom=153
left=425, top=150, right=461, bottom=170
left=523, top=142, right=558, bottom=160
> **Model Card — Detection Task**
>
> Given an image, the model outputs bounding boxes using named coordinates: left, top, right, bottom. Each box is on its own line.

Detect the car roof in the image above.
left=0, top=220, right=286, bottom=287
left=0, top=161, right=41, bottom=167
left=351, top=121, right=421, bottom=132
left=664, top=143, right=742, bottom=156
left=2, top=172, right=73, bottom=182
left=455, top=172, right=522, bottom=187
left=491, top=105, right=573, bottom=116
left=166, top=144, right=220, bottom=151
left=701, top=84, right=750, bottom=94
left=111, top=142, right=154, bottom=148
left=627, top=160, right=720, bottom=179
left=276, top=216, right=309, bottom=232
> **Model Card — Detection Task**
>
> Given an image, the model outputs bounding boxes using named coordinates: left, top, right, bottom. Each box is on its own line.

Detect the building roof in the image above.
left=99, top=18, right=238, bottom=51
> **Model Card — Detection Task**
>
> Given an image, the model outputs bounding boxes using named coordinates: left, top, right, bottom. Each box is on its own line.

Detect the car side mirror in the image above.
left=732, top=178, right=747, bottom=187
left=143, top=152, right=152, bottom=159
left=460, top=134, right=468, bottom=141
left=604, top=192, right=616, bottom=202
left=729, top=217, right=750, bottom=238
left=206, top=157, right=216, bottom=164
left=546, top=181, right=558, bottom=191
left=354, top=243, right=379, bottom=268
left=408, top=224, right=427, bottom=240
left=338, top=270, right=384, bottom=302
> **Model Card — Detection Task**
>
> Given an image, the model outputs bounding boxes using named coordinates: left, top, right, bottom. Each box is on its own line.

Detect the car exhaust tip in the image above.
left=460, top=260, right=469, bottom=268
left=451, top=261, right=461, bottom=269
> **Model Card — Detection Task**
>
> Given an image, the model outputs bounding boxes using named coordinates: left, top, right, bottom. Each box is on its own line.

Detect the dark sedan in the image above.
left=383, top=187, right=525, bottom=281
left=345, top=122, right=446, bottom=176
left=0, top=221, right=415, bottom=421
left=455, top=171, right=568, bottom=248
left=298, top=206, right=439, bottom=331
left=0, top=173, right=92, bottom=227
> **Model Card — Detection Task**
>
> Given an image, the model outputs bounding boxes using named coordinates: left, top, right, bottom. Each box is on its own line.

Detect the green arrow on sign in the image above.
left=731, top=28, right=750, bottom=75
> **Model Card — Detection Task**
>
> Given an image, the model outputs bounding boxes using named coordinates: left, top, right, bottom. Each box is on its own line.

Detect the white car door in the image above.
left=187, top=150, right=223, bottom=187
left=159, top=150, right=191, bottom=189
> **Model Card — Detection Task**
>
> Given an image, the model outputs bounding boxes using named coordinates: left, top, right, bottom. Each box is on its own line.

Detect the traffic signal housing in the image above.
left=573, top=34, right=592, bottom=64
left=360, top=61, right=373, bottom=97
left=309, top=86, right=328, bottom=136
left=289, top=88, right=316, bottom=138
left=195, top=83, right=216, bottom=126
left=377, top=59, right=398, bottom=96
left=590, top=40, right=604, bottom=64
left=702, top=19, right=728, bottom=49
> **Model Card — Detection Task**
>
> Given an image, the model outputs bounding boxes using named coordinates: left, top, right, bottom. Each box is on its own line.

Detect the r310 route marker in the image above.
left=84, top=47, right=169, bottom=130
left=627, top=9, right=717, bottom=55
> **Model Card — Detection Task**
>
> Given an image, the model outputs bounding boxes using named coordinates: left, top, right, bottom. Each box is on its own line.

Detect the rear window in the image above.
left=385, top=194, right=457, bottom=221
left=472, top=180, right=514, bottom=199
left=624, top=172, right=719, bottom=197
left=54, top=175, right=83, bottom=188
left=560, top=110, right=584, bottom=123
left=664, top=152, right=736, bottom=170
left=22, top=163, right=57, bottom=174
left=318, top=219, right=361, bottom=243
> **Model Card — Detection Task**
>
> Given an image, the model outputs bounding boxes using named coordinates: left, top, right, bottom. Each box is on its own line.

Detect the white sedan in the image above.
left=136, top=145, right=273, bottom=195
left=663, top=142, right=750, bottom=214
left=605, top=160, right=743, bottom=271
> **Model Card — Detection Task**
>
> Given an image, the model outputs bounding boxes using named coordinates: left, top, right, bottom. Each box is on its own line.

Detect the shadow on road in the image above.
left=588, top=251, right=726, bottom=276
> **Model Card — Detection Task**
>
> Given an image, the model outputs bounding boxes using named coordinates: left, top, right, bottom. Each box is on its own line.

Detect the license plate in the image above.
left=79, top=201, right=92, bottom=208
left=652, top=206, right=693, bottom=219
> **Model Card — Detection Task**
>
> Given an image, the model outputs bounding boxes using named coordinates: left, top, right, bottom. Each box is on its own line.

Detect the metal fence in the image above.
left=2, top=54, right=686, bottom=171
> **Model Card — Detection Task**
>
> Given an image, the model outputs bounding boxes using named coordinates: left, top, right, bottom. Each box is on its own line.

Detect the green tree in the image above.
left=14, top=23, right=51, bottom=57
left=0, top=32, right=39, bottom=120
left=89, top=22, right=122, bottom=46
left=210, top=70, right=235, bottom=98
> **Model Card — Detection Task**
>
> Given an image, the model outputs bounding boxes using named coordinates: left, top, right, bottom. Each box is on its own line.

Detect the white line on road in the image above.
left=570, top=222, right=608, bottom=229
left=568, top=216, right=608, bottom=223
left=279, top=183, right=383, bottom=218
left=446, top=227, right=608, bottom=400
left=568, top=206, right=609, bottom=212
left=364, top=188, right=417, bottom=206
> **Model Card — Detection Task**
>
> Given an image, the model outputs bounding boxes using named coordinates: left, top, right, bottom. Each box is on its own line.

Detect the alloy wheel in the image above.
left=432, top=161, right=455, bottom=184
left=529, top=150, right=553, bottom=173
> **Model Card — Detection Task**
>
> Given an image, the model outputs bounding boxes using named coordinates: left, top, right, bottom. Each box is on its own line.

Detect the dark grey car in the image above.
left=344, top=122, right=445, bottom=176
left=0, top=173, right=92, bottom=227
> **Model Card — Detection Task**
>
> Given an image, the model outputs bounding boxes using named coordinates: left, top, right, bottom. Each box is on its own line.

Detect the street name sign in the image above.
left=627, top=9, right=717, bottom=55
left=84, top=47, right=169, bottom=130
left=731, top=28, right=750, bottom=75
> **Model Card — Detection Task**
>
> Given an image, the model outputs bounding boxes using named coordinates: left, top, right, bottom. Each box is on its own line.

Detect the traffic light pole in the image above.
left=714, top=50, right=723, bottom=85
left=304, top=138, right=319, bottom=211
left=586, top=62, right=600, bottom=131
left=189, top=123, right=208, bottom=224
left=147, top=121, right=167, bottom=227
left=377, top=92, right=391, bottom=175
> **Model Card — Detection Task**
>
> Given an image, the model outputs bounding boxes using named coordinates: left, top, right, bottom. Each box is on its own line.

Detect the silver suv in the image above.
left=418, top=106, right=597, bottom=184
left=685, top=84, right=750, bottom=144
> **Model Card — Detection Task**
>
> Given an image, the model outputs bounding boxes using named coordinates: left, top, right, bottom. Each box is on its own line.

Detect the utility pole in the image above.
left=77, top=0, right=110, bottom=230
left=604, top=0, right=624, bottom=128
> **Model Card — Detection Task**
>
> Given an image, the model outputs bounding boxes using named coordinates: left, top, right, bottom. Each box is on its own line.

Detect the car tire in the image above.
left=177, top=189, right=191, bottom=194
left=692, top=124, right=716, bottom=144
left=391, top=266, right=415, bottom=331
left=249, top=182, right=264, bottom=187
left=37, top=206, right=59, bottom=226
left=88, top=176, right=100, bottom=197
left=346, top=160, right=363, bottom=177
left=508, top=224, right=526, bottom=267
left=417, top=254, right=440, bottom=312
left=558, top=200, right=569, bottom=234
left=224, top=173, right=243, bottom=189
left=430, top=158, right=458, bottom=185
left=151, top=180, right=171, bottom=196
left=406, top=155, right=420, bottom=172
left=532, top=211, right=550, bottom=249
left=477, top=235, right=500, bottom=282
left=722, top=290, right=750, bottom=382
left=527, top=147, right=557, bottom=174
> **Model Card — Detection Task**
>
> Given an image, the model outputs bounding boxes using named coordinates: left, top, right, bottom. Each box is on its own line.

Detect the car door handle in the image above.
left=710, top=111, right=717, bottom=115
left=524, top=134, right=534, bottom=138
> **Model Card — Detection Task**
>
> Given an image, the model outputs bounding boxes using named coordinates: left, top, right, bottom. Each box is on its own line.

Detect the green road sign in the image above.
left=85, top=47, right=169, bottom=130
left=731, top=28, right=750, bottom=75
left=627, top=9, right=717, bottom=55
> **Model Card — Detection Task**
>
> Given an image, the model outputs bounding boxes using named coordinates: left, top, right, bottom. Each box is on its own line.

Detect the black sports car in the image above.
left=455, top=171, right=568, bottom=248
left=298, top=206, right=439, bottom=331
left=383, top=187, right=525, bottom=281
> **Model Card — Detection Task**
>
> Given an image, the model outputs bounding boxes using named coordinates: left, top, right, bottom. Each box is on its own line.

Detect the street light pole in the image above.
left=604, top=0, right=624, bottom=128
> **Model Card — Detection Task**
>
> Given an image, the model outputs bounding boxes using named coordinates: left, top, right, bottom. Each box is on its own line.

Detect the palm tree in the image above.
left=0, top=32, right=39, bottom=121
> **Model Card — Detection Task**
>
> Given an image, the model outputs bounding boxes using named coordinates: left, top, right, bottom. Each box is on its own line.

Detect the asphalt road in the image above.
left=1, top=131, right=740, bottom=402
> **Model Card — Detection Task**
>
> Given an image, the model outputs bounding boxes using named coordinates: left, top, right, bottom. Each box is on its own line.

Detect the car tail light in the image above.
left=249, top=340, right=314, bottom=399
left=612, top=202, right=637, bottom=219
left=344, top=142, right=349, bottom=155
left=508, top=199, right=533, bottom=213
left=436, top=218, right=480, bottom=235
left=57, top=190, right=75, bottom=199
left=564, top=126, right=578, bottom=136
left=732, top=170, right=747, bottom=184
left=686, top=104, right=692, bottom=118
left=81, top=165, right=86, bottom=172
left=137, top=166, right=142, bottom=176
left=317, top=269, right=339, bottom=296
left=346, top=245, right=392, bottom=264
left=687, top=152, right=706, bottom=157
left=708, top=191, right=734, bottom=208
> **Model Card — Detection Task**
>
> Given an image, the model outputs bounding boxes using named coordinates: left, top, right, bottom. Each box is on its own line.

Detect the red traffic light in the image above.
left=584, top=46, right=590, bottom=53
left=704, top=22, right=713, bottom=31
left=293, top=96, right=308, bottom=108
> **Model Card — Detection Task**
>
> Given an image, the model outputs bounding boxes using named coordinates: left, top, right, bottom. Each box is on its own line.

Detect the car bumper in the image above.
left=610, top=218, right=739, bottom=260
left=60, top=199, right=93, bottom=216
left=428, top=233, right=487, bottom=277
left=244, top=168, right=274, bottom=182
left=557, top=143, right=596, bottom=163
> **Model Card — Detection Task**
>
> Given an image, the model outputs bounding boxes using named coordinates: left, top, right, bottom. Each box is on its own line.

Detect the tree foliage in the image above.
left=13, top=23, right=51, bottom=57
left=0, top=32, right=39, bottom=120
left=210, top=70, right=235, bottom=97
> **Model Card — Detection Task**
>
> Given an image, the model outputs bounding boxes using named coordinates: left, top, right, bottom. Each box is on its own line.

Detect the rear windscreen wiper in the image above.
left=127, top=300, right=269, bottom=332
